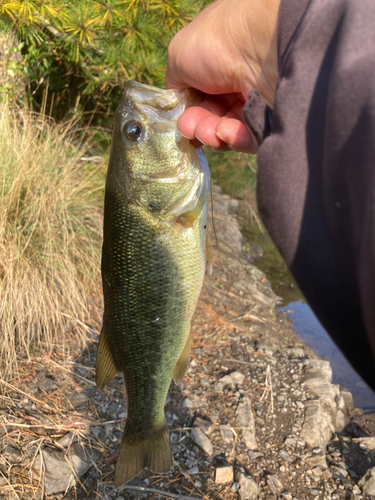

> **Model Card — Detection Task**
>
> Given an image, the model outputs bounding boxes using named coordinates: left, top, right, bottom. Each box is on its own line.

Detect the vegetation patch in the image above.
left=0, top=101, right=103, bottom=378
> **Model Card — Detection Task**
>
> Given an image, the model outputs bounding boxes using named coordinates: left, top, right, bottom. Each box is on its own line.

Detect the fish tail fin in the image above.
left=114, top=422, right=172, bottom=487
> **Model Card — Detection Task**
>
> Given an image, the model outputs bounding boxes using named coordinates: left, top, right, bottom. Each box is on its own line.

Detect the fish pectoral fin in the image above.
left=206, top=233, right=213, bottom=275
left=173, top=328, right=191, bottom=384
left=95, top=329, right=118, bottom=389
left=114, top=422, right=172, bottom=487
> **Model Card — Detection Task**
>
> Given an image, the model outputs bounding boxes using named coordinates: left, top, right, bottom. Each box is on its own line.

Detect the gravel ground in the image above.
left=0, top=186, right=374, bottom=500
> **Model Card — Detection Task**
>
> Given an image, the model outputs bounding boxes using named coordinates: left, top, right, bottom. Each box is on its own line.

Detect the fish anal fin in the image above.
left=114, top=422, right=172, bottom=487
left=173, top=328, right=191, bottom=384
left=95, top=329, right=118, bottom=389
left=206, top=233, right=213, bottom=275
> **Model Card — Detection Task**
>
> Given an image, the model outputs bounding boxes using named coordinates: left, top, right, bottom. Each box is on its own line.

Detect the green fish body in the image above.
left=96, top=81, right=210, bottom=486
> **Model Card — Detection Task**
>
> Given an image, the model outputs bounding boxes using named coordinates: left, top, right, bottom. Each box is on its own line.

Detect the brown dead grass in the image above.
left=0, top=102, right=103, bottom=379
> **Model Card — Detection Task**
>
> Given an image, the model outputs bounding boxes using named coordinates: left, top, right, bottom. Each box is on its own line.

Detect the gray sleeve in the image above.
left=244, top=0, right=375, bottom=389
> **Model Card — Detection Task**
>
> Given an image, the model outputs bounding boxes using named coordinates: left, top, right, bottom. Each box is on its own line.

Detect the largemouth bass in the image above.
left=96, top=81, right=211, bottom=486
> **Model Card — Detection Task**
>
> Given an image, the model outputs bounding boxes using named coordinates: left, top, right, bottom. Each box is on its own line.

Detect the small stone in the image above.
left=284, top=438, right=296, bottom=447
left=32, top=443, right=100, bottom=495
left=38, top=377, right=55, bottom=391
left=266, top=474, right=283, bottom=495
left=108, top=402, right=119, bottom=413
left=220, top=426, right=234, bottom=445
left=182, top=398, right=193, bottom=408
left=215, top=466, right=234, bottom=484
left=312, top=467, right=323, bottom=477
left=194, top=417, right=215, bottom=435
left=91, top=427, right=101, bottom=438
left=236, top=470, right=259, bottom=500
left=232, top=482, right=239, bottom=492
left=3, top=444, right=23, bottom=462
left=195, top=480, right=202, bottom=488
left=358, top=466, right=375, bottom=496
left=279, top=450, right=293, bottom=462
left=231, top=371, right=245, bottom=385
left=57, top=432, right=76, bottom=448
left=331, top=466, right=348, bottom=478
left=128, top=478, right=148, bottom=499
left=281, top=493, right=292, bottom=500
left=310, top=489, right=320, bottom=496
left=68, top=392, right=89, bottom=409
left=235, top=397, right=257, bottom=449
left=188, top=466, right=199, bottom=475
left=190, top=427, right=213, bottom=455
left=200, top=377, right=211, bottom=388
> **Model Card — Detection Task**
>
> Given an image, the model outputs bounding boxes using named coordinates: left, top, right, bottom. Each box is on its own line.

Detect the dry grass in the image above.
left=0, top=101, right=104, bottom=379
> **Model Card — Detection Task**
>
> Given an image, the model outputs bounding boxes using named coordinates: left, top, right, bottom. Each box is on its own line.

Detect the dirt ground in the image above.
left=0, top=187, right=374, bottom=500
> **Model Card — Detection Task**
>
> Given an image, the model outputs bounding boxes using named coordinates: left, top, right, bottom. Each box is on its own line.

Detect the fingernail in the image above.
left=215, top=131, right=233, bottom=149
left=195, top=134, right=208, bottom=146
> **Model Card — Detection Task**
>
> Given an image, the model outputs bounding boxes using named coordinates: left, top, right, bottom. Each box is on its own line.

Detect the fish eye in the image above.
left=125, top=121, right=142, bottom=141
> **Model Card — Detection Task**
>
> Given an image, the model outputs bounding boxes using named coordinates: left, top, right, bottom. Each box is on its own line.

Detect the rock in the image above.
left=3, top=444, right=22, bottom=462
left=358, top=466, right=375, bottom=496
left=281, top=493, right=292, bottom=500
left=38, top=376, right=55, bottom=391
left=353, top=437, right=375, bottom=450
left=128, top=478, right=148, bottom=499
left=33, top=442, right=100, bottom=495
left=285, top=347, right=305, bottom=359
left=108, top=402, right=119, bottom=413
left=220, top=426, right=234, bottom=445
left=68, top=392, right=89, bottom=409
left=232, top=482, right=239, bottom=492
left=279, top=450, right=293, bottom=462
left=188, top=466, right=199, bottom=475
left=235, top=397, right=257, bottom=449
left=200, top=377, right=211, bottom=388
left=331, top=465, right=348, bottom=478
left=193, top=417, right=215, bottom=435
left=215, top=465, right=234, bottom=484
left=266, top=474, right=283, bottom=495
left=190, top=427, right=213, bottom=455
left=335, top=409, right=347, bottom=431
left=303, top=451, right=327, bottom=468
left=299, top=398, right=335, bottom=452
left=231, top=371, right=245, bottom=385
left=57, top=432, right=76, bottom=448
left=236, top=470, right=259, bottom=500
left=284, top=437, right=296, bottom=447
left=181, top=398, right=193, bottom=408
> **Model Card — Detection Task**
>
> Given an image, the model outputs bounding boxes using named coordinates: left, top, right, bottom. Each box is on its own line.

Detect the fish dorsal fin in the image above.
left=206, top=233, right=213, bottom=275
left=95, top=329, right=118, bottom=389
left=173, top=328, right=191, bottom=384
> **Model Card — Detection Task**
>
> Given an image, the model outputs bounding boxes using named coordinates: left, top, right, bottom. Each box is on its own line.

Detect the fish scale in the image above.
left=95, top=81, right=210, bottom=486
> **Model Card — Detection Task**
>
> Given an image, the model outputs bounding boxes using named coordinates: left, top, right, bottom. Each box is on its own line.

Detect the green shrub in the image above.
left=0, top=0, right=210, bottom=125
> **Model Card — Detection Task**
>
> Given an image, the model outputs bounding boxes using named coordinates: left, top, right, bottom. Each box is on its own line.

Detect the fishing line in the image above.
left=210, top=181, right=219, bottom=248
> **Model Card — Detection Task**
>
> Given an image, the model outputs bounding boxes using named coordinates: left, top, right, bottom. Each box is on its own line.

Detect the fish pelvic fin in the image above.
left=95, top=329, right=118, bottom=389
left=114, top=422, right=172, bottom=487
left=173, top=328, right=191, bottom=384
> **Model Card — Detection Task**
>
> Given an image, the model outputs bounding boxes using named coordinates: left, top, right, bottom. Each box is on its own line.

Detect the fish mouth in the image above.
left=120, top=81, right=201, bottom=127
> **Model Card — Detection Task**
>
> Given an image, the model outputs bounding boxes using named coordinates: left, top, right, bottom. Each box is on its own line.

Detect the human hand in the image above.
left=166, top=0, right=280, bottom=153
